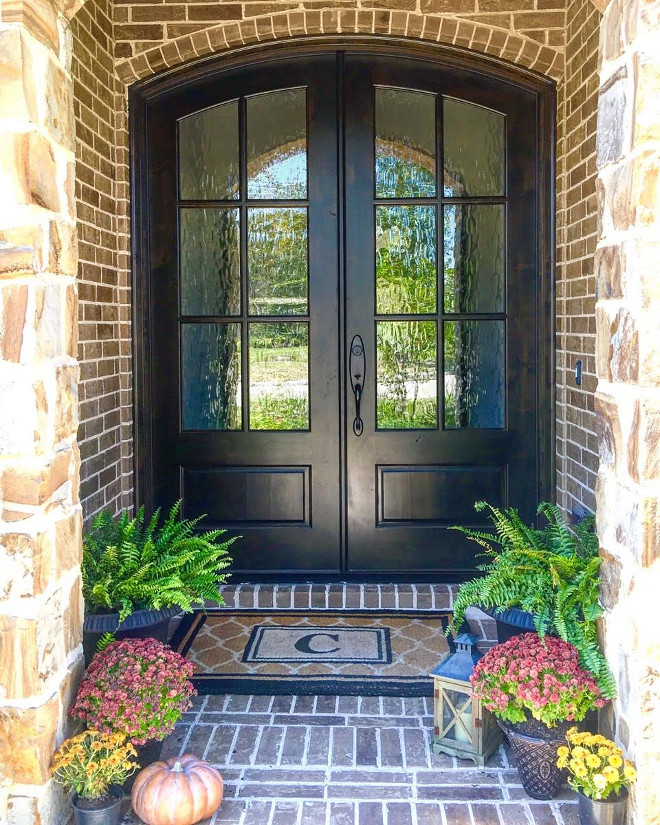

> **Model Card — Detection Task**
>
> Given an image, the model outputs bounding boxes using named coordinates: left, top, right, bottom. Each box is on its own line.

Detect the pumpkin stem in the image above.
left=172, top=762, right=184, bottom=772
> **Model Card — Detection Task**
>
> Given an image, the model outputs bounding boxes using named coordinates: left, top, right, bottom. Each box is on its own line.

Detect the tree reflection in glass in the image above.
left=376, top=205, right=436, bottom=315
left=248, top=208, right=308, bottom=316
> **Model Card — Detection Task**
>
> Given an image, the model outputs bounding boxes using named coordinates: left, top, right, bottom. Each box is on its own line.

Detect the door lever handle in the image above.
left=349, top=335, right=366, bottom=437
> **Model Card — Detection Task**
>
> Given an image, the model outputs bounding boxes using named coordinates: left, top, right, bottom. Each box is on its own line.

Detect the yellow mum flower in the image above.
left=574, top=765, right=589, bottom=779
left=608, top=755, right=623, bottom=768
left=557, top=747, right=569, bottom=758
left=624, top=764, right=637, bottom=781
left=598, top=746, right=611, bottom=757
left=603, top=766, right=620, bottom=783
left=593, top=774, right=608, bottom=790
left=557, top=755, right=569, bottom=769
left=569, top=759, right=583, bottom=774
left=572, top=747, right=588, bottom=759
left=586, top=754, right=602, bottom=769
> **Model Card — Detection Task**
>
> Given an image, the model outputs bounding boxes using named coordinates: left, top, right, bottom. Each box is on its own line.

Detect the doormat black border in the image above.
left=170, top=609, right=454, bottom=697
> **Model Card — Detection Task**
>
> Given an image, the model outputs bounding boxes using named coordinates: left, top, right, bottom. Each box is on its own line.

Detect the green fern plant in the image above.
left=450, top=501, right=616, bottom=699
left=82, top=501, right=236, bottom=647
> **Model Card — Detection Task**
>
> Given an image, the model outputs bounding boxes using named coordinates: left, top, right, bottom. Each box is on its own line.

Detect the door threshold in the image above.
left=216, top=582, right=459, bottom=611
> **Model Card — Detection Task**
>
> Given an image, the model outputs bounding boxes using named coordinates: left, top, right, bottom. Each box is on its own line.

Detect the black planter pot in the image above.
left=72, top=789, right=122, bottom=825
left=83, top=606, right=182, bottom=664
left=121, top=738, right=163, bottom=794
left=498, top=718, right=571, bottom=800
left=479, top=606, right=538, bottom=643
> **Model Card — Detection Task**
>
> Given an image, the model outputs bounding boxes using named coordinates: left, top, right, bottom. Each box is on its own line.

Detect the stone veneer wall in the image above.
left=594, top=0, right=660, bottom=820
left=71, top=0, right=127, bottom=525
left=555, top=0, right=601, bottom=515
left=0, top=0, right=84, bottom=819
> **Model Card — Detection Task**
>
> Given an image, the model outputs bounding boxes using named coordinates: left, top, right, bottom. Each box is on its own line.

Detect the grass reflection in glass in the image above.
left=249, top=324, right=309, bottom=430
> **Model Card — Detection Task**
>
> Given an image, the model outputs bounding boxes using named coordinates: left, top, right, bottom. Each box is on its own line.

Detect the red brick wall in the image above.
left=555, top=0, right=601, bottom=515
left=71, top=0, right=125, bottom=523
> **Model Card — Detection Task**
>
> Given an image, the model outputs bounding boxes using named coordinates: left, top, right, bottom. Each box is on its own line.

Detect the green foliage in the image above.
left=82, top=501, right=236, bottom=642
left=250, top=392, right=308, bottom=430
left=450, top=501, right=616, bottom=699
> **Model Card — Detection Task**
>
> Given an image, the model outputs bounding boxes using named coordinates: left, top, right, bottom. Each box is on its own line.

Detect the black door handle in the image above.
left=349, top=335, right=366, bottom=436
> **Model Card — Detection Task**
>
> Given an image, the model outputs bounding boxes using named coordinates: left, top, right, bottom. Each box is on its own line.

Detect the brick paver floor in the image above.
left=126, top=693, right=580, bottom=825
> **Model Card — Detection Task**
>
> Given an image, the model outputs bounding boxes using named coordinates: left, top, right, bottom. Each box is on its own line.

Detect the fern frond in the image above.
left=82, top=502, right=235, bottom=624
left=449, top=500, right=616, bottom=698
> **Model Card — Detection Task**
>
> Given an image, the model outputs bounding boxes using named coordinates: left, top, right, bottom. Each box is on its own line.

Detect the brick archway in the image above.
left=115, top=11, right=564, bottom=85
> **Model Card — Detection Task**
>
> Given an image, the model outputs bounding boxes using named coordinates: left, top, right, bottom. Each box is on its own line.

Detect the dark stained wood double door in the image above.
left=137, top=49, right=553, bottom=577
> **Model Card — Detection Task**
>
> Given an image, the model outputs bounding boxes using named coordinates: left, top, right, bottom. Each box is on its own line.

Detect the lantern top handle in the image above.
left=431, top=633, right=482, bottom=680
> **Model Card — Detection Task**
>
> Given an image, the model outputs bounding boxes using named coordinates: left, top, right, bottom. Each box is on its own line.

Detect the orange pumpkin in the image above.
left=131, top=754, right=224, bottom=825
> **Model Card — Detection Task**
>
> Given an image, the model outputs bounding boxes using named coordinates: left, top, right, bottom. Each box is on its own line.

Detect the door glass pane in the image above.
left=180, top=208, right=240, bottom=316
left=248, top=208, right=308, bottom=315
left=181, top=323, right=241, bottom=430
left=247, top=88, right=307, bottom=200
left=376, top=206, right=436, bottom=315
left=375, top=88, right=436, bottom=198
left=178, top=101, right=239, bottom=200
left=444, top=320, right=505, bottom=429
left=443, top=204, right=505, bottom=313
left=377, top=321, right=437, bottom=429
left=443, top=99, right=504, bottom=197
left=249, top=322, right=308, bottom=430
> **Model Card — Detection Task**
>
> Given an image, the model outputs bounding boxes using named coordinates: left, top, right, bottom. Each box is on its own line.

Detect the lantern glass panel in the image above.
left=441, top=687, right=473, bottom=743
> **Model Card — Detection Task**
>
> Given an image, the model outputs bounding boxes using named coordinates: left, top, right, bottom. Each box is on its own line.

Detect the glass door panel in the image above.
left=375, top=87, right=436, bottom=198
left=179, top=208, right=241, bottom=316
left=443, top=98, right=505, bottom=197
left=343, top=54, right=540, bottom=573
left=375, top=205, right=436, bottom=315
left=247, top=207, right=308, bottom=316
left=177, top=88, right=311, bottom=435
left=376, top=320, right=438, bottom=429
left=247, top=88, right=307, bottom=199
left=178, top=101, right=239, bottom=200
left=248, top=322, right=309, bottom=431
left=181, top=323, right=242, bottom=430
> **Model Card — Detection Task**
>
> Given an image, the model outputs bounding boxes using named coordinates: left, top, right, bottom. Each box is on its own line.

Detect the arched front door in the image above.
left=133, top=47, right=554, bottom=577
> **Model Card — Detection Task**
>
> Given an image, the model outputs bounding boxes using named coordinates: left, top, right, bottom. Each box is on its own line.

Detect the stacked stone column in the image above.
left=595, top=0, right=660, bottom=821
left=0, top=0, right=84, bottom=820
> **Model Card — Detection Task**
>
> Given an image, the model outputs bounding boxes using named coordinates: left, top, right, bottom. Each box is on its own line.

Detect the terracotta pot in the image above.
left=577, top=789, right=628, bottom=825
left=72, top=789, right=122, bottom=825
left=498, top=719, right=570, bottom=800
left=82, top=606, right=181, bottom=664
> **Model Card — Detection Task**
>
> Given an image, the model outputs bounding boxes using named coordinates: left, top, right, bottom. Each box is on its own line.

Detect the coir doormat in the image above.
left=171, top=610, right=452, bottom=697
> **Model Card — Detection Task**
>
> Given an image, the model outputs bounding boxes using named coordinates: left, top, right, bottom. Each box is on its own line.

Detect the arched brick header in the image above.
left=115, top=10, right=564, bottom=86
